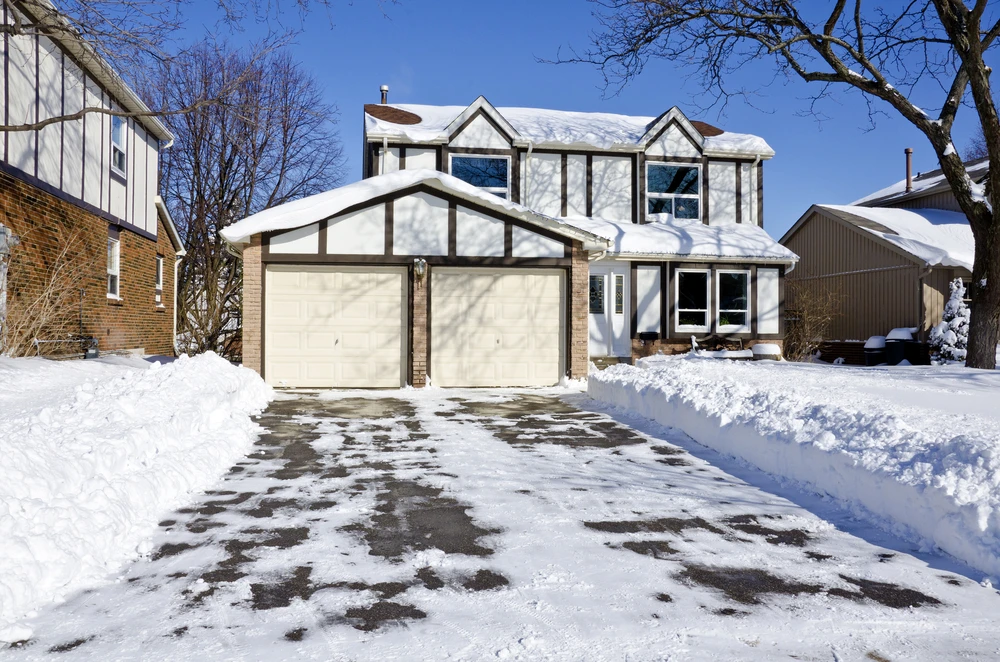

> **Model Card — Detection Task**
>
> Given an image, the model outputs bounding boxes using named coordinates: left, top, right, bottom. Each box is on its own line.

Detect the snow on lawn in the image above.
left=590, top=356, right=1000, bottom=579
left=0, top=353, right=272, bottom=641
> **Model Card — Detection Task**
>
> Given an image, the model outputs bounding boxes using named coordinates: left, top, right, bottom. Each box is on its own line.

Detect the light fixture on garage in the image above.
left=413, top=258, right=427, bottom=280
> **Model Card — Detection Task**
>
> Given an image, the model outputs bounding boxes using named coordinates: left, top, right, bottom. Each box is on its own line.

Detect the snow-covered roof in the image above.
left=220, top=169, right=609, bottom=248
left=365, top=102, right=773, bottom=157
left=851, top=157, right=989, bottom=206
left=562, top=216, right=799, bottom=263
left=815, top=204, right=973, bottom=271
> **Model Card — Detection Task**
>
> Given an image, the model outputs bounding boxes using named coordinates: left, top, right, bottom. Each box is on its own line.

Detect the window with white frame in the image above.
left=614, top=274, right=625, bottom=315
left=450, top=155, right=509, bottom=198
left=647, top=163, right=700, bottom=220
left=107, top=237, right=120, bottom=298
left=589, top=275, right=605, bottom=314
left=675, top=269, right=709, bottom=331
left=717, top=270, right=751, bottom=333
left=111, top=116, right=127, bottom=174
left=155, top=255, right=164, bottom=304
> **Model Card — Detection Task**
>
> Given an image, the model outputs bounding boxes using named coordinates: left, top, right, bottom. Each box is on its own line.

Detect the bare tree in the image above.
left=149, top=43, right=345, bottom=359
left=783, top=280, right=843, bottom=362
left=0, top=0, right=392, bottom=132
left=567, top=1, right=1000, bottom=369
left=967, top=123, right=988, bottom=160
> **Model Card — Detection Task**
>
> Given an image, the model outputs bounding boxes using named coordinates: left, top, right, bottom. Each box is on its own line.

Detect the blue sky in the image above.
left=188, top=0, right=991, bottom=240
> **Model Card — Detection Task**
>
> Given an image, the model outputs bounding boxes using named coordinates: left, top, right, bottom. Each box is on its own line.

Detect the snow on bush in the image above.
left=589, top=356, right=1000, bottom=579
left=929, top=278, right=970, bottom=363
left=0, top=353, right=272, bottom=641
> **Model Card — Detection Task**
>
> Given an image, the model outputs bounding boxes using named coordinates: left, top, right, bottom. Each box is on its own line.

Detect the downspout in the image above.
left=173, top=253, right=181, bottom=355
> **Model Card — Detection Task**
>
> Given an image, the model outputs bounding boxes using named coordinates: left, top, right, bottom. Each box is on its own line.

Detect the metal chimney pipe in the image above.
left=380, top=85, right=389, bottom=105
left=905, top=148, right=913, bottom=192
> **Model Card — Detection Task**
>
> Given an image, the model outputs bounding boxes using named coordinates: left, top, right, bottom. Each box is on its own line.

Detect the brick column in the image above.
left=570, top=242, right=590, bottom=379
left=410, top=267, right=429, bottom=386
left=241, top=235, right=262, bottom=375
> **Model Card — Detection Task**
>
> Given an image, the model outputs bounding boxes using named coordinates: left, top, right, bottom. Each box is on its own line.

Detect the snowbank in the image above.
left=0, top=353, right=272, bottom=640
left=589, top=357, right=1000, bottom=578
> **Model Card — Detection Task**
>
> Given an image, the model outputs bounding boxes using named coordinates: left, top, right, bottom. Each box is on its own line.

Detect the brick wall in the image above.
left=411, top=268, right=428, bottom=387
left=569, top=242, right=589, bottom=379
left=0, top=169, right=176, bottom=356
left=241, top=235, right=262, bottom=373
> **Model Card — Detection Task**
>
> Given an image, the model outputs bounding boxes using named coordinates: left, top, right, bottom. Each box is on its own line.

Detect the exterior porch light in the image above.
left=413, top=258, right=427, bottom=280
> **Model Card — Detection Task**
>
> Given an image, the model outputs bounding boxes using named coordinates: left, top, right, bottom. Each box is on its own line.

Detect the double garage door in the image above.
left=265, top=266, right=564, bottom=388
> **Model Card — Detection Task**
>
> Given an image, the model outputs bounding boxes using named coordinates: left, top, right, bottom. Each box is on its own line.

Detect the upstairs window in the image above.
left=717, top=270, right=751, bottom=333
left=647, top=163, right=699, bottom=221
left=107, top=237, right=120, bottom=298
left=111, top=116, right=127, bottom=175
left=450, top=155, right=509, bottom=199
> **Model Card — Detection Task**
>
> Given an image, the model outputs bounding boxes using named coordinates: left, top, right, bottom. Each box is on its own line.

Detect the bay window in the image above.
left=717, top=270, right=751, bottom=333
left=675, top=269, right=709, bottom=332
left=647, top=163, right=700, bottom=221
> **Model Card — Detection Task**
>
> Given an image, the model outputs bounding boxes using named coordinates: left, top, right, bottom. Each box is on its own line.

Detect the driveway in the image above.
left=7, top=390, right=1000, bottom=661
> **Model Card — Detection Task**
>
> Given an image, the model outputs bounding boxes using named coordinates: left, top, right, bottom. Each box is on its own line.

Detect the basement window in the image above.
left=450, top=155, right=509, bottom=199
left=111, top=116, right=127, bottom=175
left=676, top=269, right=709, bottom=332
left=647, top=163, right=699, bottom=221
left=107, top=238, right=120, bottom=298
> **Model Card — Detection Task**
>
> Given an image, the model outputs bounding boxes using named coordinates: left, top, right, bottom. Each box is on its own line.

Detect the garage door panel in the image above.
left=265, top=266, right=405, bottom=388
left=431, top=268, right=564, bottom=387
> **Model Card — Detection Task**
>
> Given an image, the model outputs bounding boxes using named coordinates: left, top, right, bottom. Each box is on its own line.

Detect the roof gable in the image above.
left=444, top=97, right=521, bottom=145
left=640, top=107, right=704, bottom=152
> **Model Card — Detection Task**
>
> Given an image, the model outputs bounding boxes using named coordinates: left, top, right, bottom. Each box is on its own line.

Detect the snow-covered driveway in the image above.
left=8, top=389, right=1000, bottom=660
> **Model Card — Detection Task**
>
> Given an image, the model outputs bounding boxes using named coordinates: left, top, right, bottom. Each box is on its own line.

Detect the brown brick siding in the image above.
left=0, top=169, right=176, bottom=356
left=569, top=242, right=589, bottom=379
left=241, top=235, right=262, bottom=373
left=411, top=268, right=428, bottom=387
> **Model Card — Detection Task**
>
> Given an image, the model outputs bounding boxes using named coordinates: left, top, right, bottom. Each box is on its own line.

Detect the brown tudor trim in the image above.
left=631, top=153, right=639, bottom=224
left=510, top=149, right=520, bottom=204
left=629, top=262, right=638, bottom=339
left=757, top=161, right=764, bottom=228
left=560, top=153, right=568, bottom=217
left=749, top=264, right=758, bottom=336
left=442, top=146, right=514, bottom=156
left=585, top=154, right=593, bottom=218
left=58, top=48, right=64, bottom=190
left=447, top=106, right=516, bottom=145
left=700, top=155, right=710, bottom=225
left=262, top=253, right=573, bottom=268
left=34, top=32, right=39, bottom=178
left=735, top=159, right=742, bottom=224
left=3, top=0, right=8, bottom=159
left=503, top=222, right=513, bottom=258
left=398, top=146, right=406, bottom=170
left=447, top=202, right=457, bottom=258
left=644, top=117, right=702, bottom=153
left=318, top=219, right=328, bottom=256
left=638, top=155, right=647, bottom=224
left=660, top=263, right=669, bottom=338
left=0, top=160, right=156, bottom=241
left=384, top=200, right=394, bottom=256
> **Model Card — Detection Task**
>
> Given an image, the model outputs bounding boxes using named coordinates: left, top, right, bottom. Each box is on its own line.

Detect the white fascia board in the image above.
left=702, top=149, right=774, bottom=160
left=366, top=132, right=447, bottom=145
left=155, top=196, right=186, bottom=257
left=603, top=253, right=798, bottom=265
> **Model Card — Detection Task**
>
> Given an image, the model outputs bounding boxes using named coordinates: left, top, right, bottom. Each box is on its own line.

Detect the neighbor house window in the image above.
left=647, top=163, right=699, bottom=220
left=589, top=275, right=605, bottom=314
left=717, top=270, right=751, bottom=333
left=962, top=279, right=973, bottom=306
left=676, top=269, right=709, bottom=331
left=450, top=155, right=509, bottom=198
left=107, top=237, right=120, bottom=298
left=155, top=255, right=164, bottom=304
left=111, top=116, right=126, bottom=174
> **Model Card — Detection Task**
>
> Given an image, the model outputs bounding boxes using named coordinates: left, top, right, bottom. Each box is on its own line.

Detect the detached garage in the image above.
left=221, top=169, right=607, bottom=388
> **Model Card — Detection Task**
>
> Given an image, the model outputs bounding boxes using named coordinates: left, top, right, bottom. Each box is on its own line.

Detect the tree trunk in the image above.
left=965, top=212, right=1000, bottom=369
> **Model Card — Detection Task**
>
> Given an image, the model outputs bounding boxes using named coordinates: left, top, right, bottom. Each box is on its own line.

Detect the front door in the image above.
left=588, top=264, right=630, bottom=358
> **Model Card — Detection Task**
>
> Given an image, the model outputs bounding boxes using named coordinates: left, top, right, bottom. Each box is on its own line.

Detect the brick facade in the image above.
left=0, top=169, right=177, bottom=356
left=241, top=235, right=263, bottom=373
left=410, top=269, right=428, bottom=387
left=569, top=242, right=590, bottom=379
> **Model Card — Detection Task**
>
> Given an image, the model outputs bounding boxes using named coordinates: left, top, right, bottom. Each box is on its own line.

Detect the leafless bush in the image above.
left=783, top=281, right=843, bottom=363
left=1, top=229, right=92, bottom=358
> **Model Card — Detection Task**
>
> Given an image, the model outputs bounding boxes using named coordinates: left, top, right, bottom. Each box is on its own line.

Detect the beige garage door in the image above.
left=431, top=268, right=565, bottom=387
left=265, top=265, right=406, bottom=388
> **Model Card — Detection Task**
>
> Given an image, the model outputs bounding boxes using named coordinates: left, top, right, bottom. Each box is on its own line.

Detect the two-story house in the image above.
left=222, top=92, right=798, bottom=388
left=781, top=150, right=979, bottom=363
left=0, top=1, right=184, bottom=357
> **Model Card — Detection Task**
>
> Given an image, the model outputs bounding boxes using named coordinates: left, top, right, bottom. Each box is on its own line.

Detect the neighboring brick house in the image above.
left=781, top=151, right=979, bottom=363
left=222, top=92, right=797, bottom=388
left=0, top=1, right=185, bottom=357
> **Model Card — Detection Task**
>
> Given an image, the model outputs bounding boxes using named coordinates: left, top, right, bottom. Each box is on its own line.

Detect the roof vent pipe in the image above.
left=380, top=85, right=389, bottom=105
left=905, top=147, right=913, bottom=192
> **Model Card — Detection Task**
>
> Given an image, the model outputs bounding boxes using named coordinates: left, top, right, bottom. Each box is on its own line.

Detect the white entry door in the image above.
left=588, top=264, right=630, bottom=358
left=264, top=265, right=407, bottom=388
left=431, top=268, right=565, bottom=387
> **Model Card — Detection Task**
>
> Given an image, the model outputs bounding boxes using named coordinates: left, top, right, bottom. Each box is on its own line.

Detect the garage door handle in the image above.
left=496, top=338, right=501, bottom=345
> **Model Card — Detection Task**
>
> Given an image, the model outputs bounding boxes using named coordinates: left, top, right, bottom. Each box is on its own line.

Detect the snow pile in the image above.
left=0, top=353, right=272, bottom=640
left=589, top=356, right=1000, bottom=578
left=930, top=278, right=971, bottom=363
